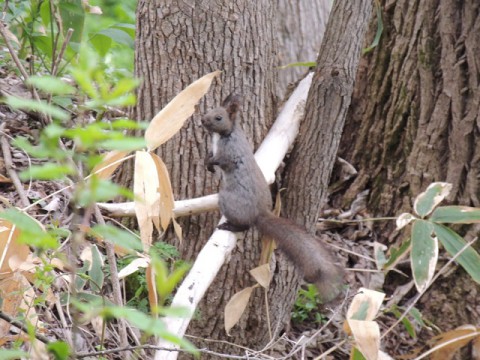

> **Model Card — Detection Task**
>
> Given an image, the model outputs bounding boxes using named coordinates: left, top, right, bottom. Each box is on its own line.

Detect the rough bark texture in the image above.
left=283, top=1, right=372, bottom=229
left=338, top=0, right=480, bottom=349
left=269, top=0, right=372, bottom=350
left=132, top=0, right=280, bottom=355
left=276, top=0, right=332, bottom=98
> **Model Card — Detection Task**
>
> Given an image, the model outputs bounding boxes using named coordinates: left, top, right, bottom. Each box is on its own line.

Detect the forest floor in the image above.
left=0, top=68, right=444, bottom=359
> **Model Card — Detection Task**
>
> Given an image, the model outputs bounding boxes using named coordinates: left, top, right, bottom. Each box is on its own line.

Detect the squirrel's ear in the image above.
left=222, top=93, right=242, bottom=118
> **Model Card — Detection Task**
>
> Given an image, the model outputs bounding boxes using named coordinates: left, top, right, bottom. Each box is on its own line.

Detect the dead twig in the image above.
left=93, top=206, right=129, bottom=349
left=0, top=310, right=50, bottom=344
left=0, top=124, right=30, bottom=207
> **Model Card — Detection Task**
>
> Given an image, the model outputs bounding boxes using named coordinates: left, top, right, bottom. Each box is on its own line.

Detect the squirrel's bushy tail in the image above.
left=256, top=212, right=344, bottom=302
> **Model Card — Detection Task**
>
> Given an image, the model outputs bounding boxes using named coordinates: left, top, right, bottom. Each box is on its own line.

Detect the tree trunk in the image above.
left=132, top=0, right=281, bottom=355
left=339, top=0, right=480, bottom=348
left=276, top=0, right=332, bottom=98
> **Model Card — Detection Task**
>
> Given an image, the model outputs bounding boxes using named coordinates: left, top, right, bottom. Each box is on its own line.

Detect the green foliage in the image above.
left=2, top=0, right=135, bottom=77
left=1, top=1, right=197, bottom=355
left=362, top=0, right=383, bottom=54
left=393, top=182, right=480, bottom=292
left=291, top=284, right=326, bottom=324
left=118, top=242, right=184, bottom=313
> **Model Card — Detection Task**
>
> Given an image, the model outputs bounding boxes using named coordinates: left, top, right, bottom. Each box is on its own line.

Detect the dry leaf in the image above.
left=249, top=264, right=272, bottom=288
left=349, top=320, right=380, bottom=360
left=150, top=153, right=174, bottom=231
left=346, top=288, right=385, bottom=322
left=0, top=273, right=25, bottom=337
left=0, top=174, right=12, bottom=183
left=134, top=151, right=161, bottom=250
left=118, top=257, right=150, bottom=279
left=146, top=265, right=159, bottom=313
left=91, top=150, right=130, bottom=179
left=430, top=325, right=480, bottom=360
left=0, top=220, right=30, bottom=279
left=145, top=70, right=221, bottom=151
left=224, top=286, right=255, bottom=335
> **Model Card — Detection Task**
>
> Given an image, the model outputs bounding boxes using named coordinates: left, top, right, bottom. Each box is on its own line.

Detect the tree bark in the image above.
left=338, top=0, right=480, bottom=348
left=276, top=0, right=332, bottom=98
left=132, top=0, right=280, bottom=355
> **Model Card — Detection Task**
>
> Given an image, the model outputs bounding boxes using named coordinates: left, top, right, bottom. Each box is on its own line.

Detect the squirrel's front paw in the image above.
left=217, top=222, right=250, bottom=233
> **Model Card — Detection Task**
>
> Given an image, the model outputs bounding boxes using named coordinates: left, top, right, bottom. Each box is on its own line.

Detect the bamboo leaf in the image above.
left=431, top=206, right=480, bottom=224
left=411, top=220, right=438, bottom=292
left=433, top=224, right=480, bottom=283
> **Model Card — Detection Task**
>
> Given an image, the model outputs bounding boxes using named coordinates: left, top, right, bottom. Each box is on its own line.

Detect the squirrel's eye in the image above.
left=215, top=115, right=222, bottom=121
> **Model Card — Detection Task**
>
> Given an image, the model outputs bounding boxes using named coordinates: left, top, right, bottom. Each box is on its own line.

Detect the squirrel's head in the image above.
left=202, top=93, right=242, bottom=136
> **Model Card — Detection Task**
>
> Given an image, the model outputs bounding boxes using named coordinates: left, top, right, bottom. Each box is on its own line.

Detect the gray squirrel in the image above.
left=202, top=93, right=344, bottom=301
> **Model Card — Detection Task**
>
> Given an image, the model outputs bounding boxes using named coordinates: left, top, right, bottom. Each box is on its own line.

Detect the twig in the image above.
left=52, top=28, right=73, bottom=76
left=0, top=125, right=30, bottom=207
left=0, top=310, right=50, bottom=344
left=76, top=344, right=255, bottom=359
left=93, top=206, right=129, bottom=349
left=0, top=21, right=48, bottom=125
left=381, top=237, right=478, bottom=339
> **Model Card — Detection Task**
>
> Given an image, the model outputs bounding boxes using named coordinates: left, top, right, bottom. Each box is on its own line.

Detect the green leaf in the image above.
left=430, top=206, right=480, bottom=224
left=31, top=35, right=53, bottom=59
left=27, top=76, right=76, bottom=95
left=432, top=224, right=480, bottom=284
left=413, top=182, right=452, bottom=217
left=90, top=33, right=112, bottom=57
left=384, top=238, right=411, bottom=271
left=99, top=137, right=146, bottom=151
left=98, top=28, right=134, bottom=48
left=0, top=350, right=28, bottom=360
left=109, top=78, right=141, bottom=98
left=47, top=341, right=71, bottom=360
left=352, top=347, right=367, bottom=360
left=388, top=306, right=416, bottom=338
left=411, top=220, right=438, bottom=292
left=58, top=0, right=85, bottom=43
left=363, top=0, right=383, bottom=54
left=20, top=164, right=75, bottom=180
left=4, top=96, right=70, bottom=121
left=111, top=119, right=148, bottom=130
left=90, top=245, right=105, bottom=292
left=91, top=224, right=143, bottom=252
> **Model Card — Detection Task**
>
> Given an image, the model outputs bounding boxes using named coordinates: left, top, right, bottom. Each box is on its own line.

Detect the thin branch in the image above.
left=93, top=206, right=129, bottom=349
left=0, top=125, right=30, bottom=207
left=77, top=344, right=257, bottom=359
left=0, top=310, right=50, bottom=344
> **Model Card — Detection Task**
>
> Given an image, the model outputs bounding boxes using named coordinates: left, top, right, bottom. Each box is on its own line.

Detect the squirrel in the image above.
left=201, top=93, right=344, bottom=302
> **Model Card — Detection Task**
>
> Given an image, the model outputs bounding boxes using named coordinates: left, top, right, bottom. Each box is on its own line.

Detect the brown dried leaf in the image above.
left=0, top=174, right=12, bottom=183
left=145, top=70, right=221, bottom=151
left=146, top=264, right=158, bottom=313
left=225, top=286, right=255, bottom=335
left=0, top=220, right=30, bottom=279
left=430, top=325, right=480, bottom=360
left=249, top=264, right=271, bottom=288
left=134, top=151, right=161, bottom=250
left=150, top=153, right=175, bottom=232
left=0, top=272, right=25, bottom=337
left=91, top=150, right=130, bottom=179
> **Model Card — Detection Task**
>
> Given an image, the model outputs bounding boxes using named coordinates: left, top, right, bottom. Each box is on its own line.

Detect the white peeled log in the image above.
left=154, top=73, right=313, bottom=360
left=97, top=73, right=313, bottom=220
